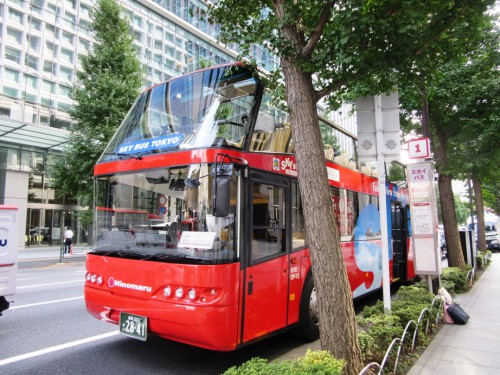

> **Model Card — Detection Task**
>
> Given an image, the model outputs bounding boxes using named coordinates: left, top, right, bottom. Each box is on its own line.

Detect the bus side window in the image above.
left=251, top=182, right=286, bottom=262
left=292, top=182, right=305, bottom=250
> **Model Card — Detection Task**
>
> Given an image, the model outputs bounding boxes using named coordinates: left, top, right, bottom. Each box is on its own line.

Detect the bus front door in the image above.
left=242, top=178, right=289, bottom=343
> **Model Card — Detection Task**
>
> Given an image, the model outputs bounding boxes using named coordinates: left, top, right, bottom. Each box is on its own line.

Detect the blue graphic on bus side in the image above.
left=0, top=239, right=7, bottom=247
left=117, top=134, right=183, bottom=155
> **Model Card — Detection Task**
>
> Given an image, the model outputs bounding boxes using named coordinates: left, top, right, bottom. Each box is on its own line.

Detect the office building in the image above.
left=0, top=0, right=356, bottom=247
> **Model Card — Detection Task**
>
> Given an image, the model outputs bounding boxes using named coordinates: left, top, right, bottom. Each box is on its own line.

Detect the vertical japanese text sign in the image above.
left=407, top=162, right=441, bottom=275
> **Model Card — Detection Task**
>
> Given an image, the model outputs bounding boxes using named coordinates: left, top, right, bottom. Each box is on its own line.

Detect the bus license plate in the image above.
left=119, top=312, right=147, bottom=341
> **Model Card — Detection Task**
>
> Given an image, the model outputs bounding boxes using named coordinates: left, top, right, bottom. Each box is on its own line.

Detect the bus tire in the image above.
left=294, top=275, right=319, bottom=341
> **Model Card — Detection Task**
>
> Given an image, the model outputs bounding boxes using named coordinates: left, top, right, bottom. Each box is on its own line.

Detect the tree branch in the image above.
left=302, top=0, right=337, bottom=59
left=314, top=80, right=345, bottom=103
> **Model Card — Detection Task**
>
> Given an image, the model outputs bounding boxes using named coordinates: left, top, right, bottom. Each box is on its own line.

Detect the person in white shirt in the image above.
left=63, top=227, right=74, bottom=254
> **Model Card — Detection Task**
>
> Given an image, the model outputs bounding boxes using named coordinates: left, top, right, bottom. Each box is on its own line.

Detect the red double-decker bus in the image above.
left=84, top=62, right=415, bottom=350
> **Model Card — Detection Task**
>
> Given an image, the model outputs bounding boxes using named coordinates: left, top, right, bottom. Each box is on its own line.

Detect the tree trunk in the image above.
left=473, top=177, right=486, bottom=252
left=433, top=128, right=466, bottom=269
left=280, top=60, right=363, bottom=374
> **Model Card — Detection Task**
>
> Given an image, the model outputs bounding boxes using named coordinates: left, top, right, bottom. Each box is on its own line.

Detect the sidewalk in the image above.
left=408, top=252, right=500, bottom=374
left=18, top=244, right=90, bottom=261
left=278, top=253, right=500, bottom=374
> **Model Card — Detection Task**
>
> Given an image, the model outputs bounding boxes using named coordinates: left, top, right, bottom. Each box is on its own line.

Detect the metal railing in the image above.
left=359, top=296, right=443, bottom=375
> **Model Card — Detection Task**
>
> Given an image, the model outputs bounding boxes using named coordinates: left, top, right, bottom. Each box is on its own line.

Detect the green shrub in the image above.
left=441, top=267, right=469, bottom=293
left=357, top=314, right=403, bottom=362
left=395, top=284, right=434, bottom=305
left=223, top=350, right=345, bottom=375
left=357, top=283, right=437, bottom=363
left=390, top=285, right=435, bottom=329
left=361, top=300, right=384, bottom=319
left=476, top=251, right=492, bottom=269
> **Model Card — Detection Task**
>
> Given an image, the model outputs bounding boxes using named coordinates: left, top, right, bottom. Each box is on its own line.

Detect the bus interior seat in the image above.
left=266, top=126, right=292, bottom=153
left=249, top=130, right=269, bottom=151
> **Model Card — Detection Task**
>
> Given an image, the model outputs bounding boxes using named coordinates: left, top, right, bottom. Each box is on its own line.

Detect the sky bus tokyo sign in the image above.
left=117, top=134, right=183, bottom=155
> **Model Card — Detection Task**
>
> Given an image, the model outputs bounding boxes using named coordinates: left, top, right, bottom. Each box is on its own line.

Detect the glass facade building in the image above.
left=0, top=0, right=356, bottom=248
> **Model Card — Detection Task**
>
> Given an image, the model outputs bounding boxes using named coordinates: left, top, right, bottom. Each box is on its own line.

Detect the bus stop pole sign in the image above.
left=407, top=162, right=442, bottom=277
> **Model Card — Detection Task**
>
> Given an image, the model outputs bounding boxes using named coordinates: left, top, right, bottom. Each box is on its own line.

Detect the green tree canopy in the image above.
left=50, top=0, right=142, bottom=208
left=209, top=0, right=494, bottom=371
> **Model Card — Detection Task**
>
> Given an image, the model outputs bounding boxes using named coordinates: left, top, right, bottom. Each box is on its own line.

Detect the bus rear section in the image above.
left=85, top=255, right=242, bottom=351
left=0, top=205, right=18, bottom=315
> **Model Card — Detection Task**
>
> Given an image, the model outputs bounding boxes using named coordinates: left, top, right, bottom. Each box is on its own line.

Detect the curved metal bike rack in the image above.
left=358, top=296, right=445, bottom=375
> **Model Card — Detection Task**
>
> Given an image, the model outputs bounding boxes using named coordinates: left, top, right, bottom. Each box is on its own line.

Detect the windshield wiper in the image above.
left=115, top=152, right=143, bottom=160
left=94, top=249, right=146, bottom=259
left=142, top=252, right=187, bottom=261
left=142, top=252, right=215, bottom=264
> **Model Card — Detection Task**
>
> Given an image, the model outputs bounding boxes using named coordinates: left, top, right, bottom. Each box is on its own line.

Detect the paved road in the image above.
left=2, top=253, right=319, bottom=374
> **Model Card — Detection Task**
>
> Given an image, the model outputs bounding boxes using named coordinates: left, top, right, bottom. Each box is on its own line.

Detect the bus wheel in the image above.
left=294, top=276, right=319, bottom=341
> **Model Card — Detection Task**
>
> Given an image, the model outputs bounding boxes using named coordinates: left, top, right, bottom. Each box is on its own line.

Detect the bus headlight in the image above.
left=187, top=289, right=196, bottom=300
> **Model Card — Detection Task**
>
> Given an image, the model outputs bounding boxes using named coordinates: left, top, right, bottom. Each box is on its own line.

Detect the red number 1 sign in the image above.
left=407, top=138, right=431, bottom=159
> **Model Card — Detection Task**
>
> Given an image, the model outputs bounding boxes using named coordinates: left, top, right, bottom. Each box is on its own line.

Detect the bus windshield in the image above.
left=99, top=65, right=258, bottom=163
left=94, top=164, right=238, bottom=264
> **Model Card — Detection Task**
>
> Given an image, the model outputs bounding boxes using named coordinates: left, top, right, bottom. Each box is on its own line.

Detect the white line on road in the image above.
left=17, top=280, right=83, bottom=289
left=11, top=296, right=84, bottom=310
left=0, top=331, right=120, bottom=366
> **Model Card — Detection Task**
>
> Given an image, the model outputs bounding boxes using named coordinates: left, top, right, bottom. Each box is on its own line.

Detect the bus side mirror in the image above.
left=213, top=175, right=230, bottom=217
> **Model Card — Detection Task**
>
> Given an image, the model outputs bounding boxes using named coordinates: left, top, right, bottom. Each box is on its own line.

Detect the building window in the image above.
left=26, top=75, right=39, bottom=90
left=4, top=46, right=22, bottom=64
left=60, top=48, right=74, bottom=64
left=61, top=31, right=74, bottom=45
left=45, top=25, right=57, bottom=40
left=62, top=12, right=76, bottom=31
left=4, top=68, right=21, bottom=83
left=79, top=38, right=90, bottom=51
left=27, top=35, right=41, bottom=52
left=30, top=17, right=43, bottom=31
left=80, top=3, right=91, bottom=18
left=133, top=31, right=142, bottom=43
left=24, top=93, right=39, bottom=103
left=41, top=97, right=55, bottom=107
left=133, top=15, right=142, bottom=28
left=43, top=60, right=57, bottom=75
left=42, top=80, right=56, bottom=94
left=8, top=8, right=24, bottom=24
left=64, top=0, right=76, bottom=10
left=59, top=84, right=71, bottom=97
left=6, top=27, right=23, bottom=44
left=25, top=54, right=39, bottom=70
left=77, top=19, right=90, bottom=35
left=59, top=66, right=73, bottom=81
left=0, top=107, right=11, bottom=118
left=3, top=86, right=20, bottom=98
left=31, top=0, right=44, bottom=14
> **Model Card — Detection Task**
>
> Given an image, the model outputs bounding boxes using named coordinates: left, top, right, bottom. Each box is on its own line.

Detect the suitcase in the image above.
left=446, top=303, right=470, bottom=325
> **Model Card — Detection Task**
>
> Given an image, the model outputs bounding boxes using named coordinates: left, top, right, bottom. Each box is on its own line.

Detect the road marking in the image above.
left=17, top=280, right=83, bottom=289
left=11, top=296, right=84, bottom=310
left=0, top=331, right=120, bottom=366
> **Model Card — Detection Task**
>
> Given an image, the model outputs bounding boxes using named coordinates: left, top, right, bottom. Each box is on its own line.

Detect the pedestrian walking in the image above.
left=63, top=227, right=74, bottom=254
